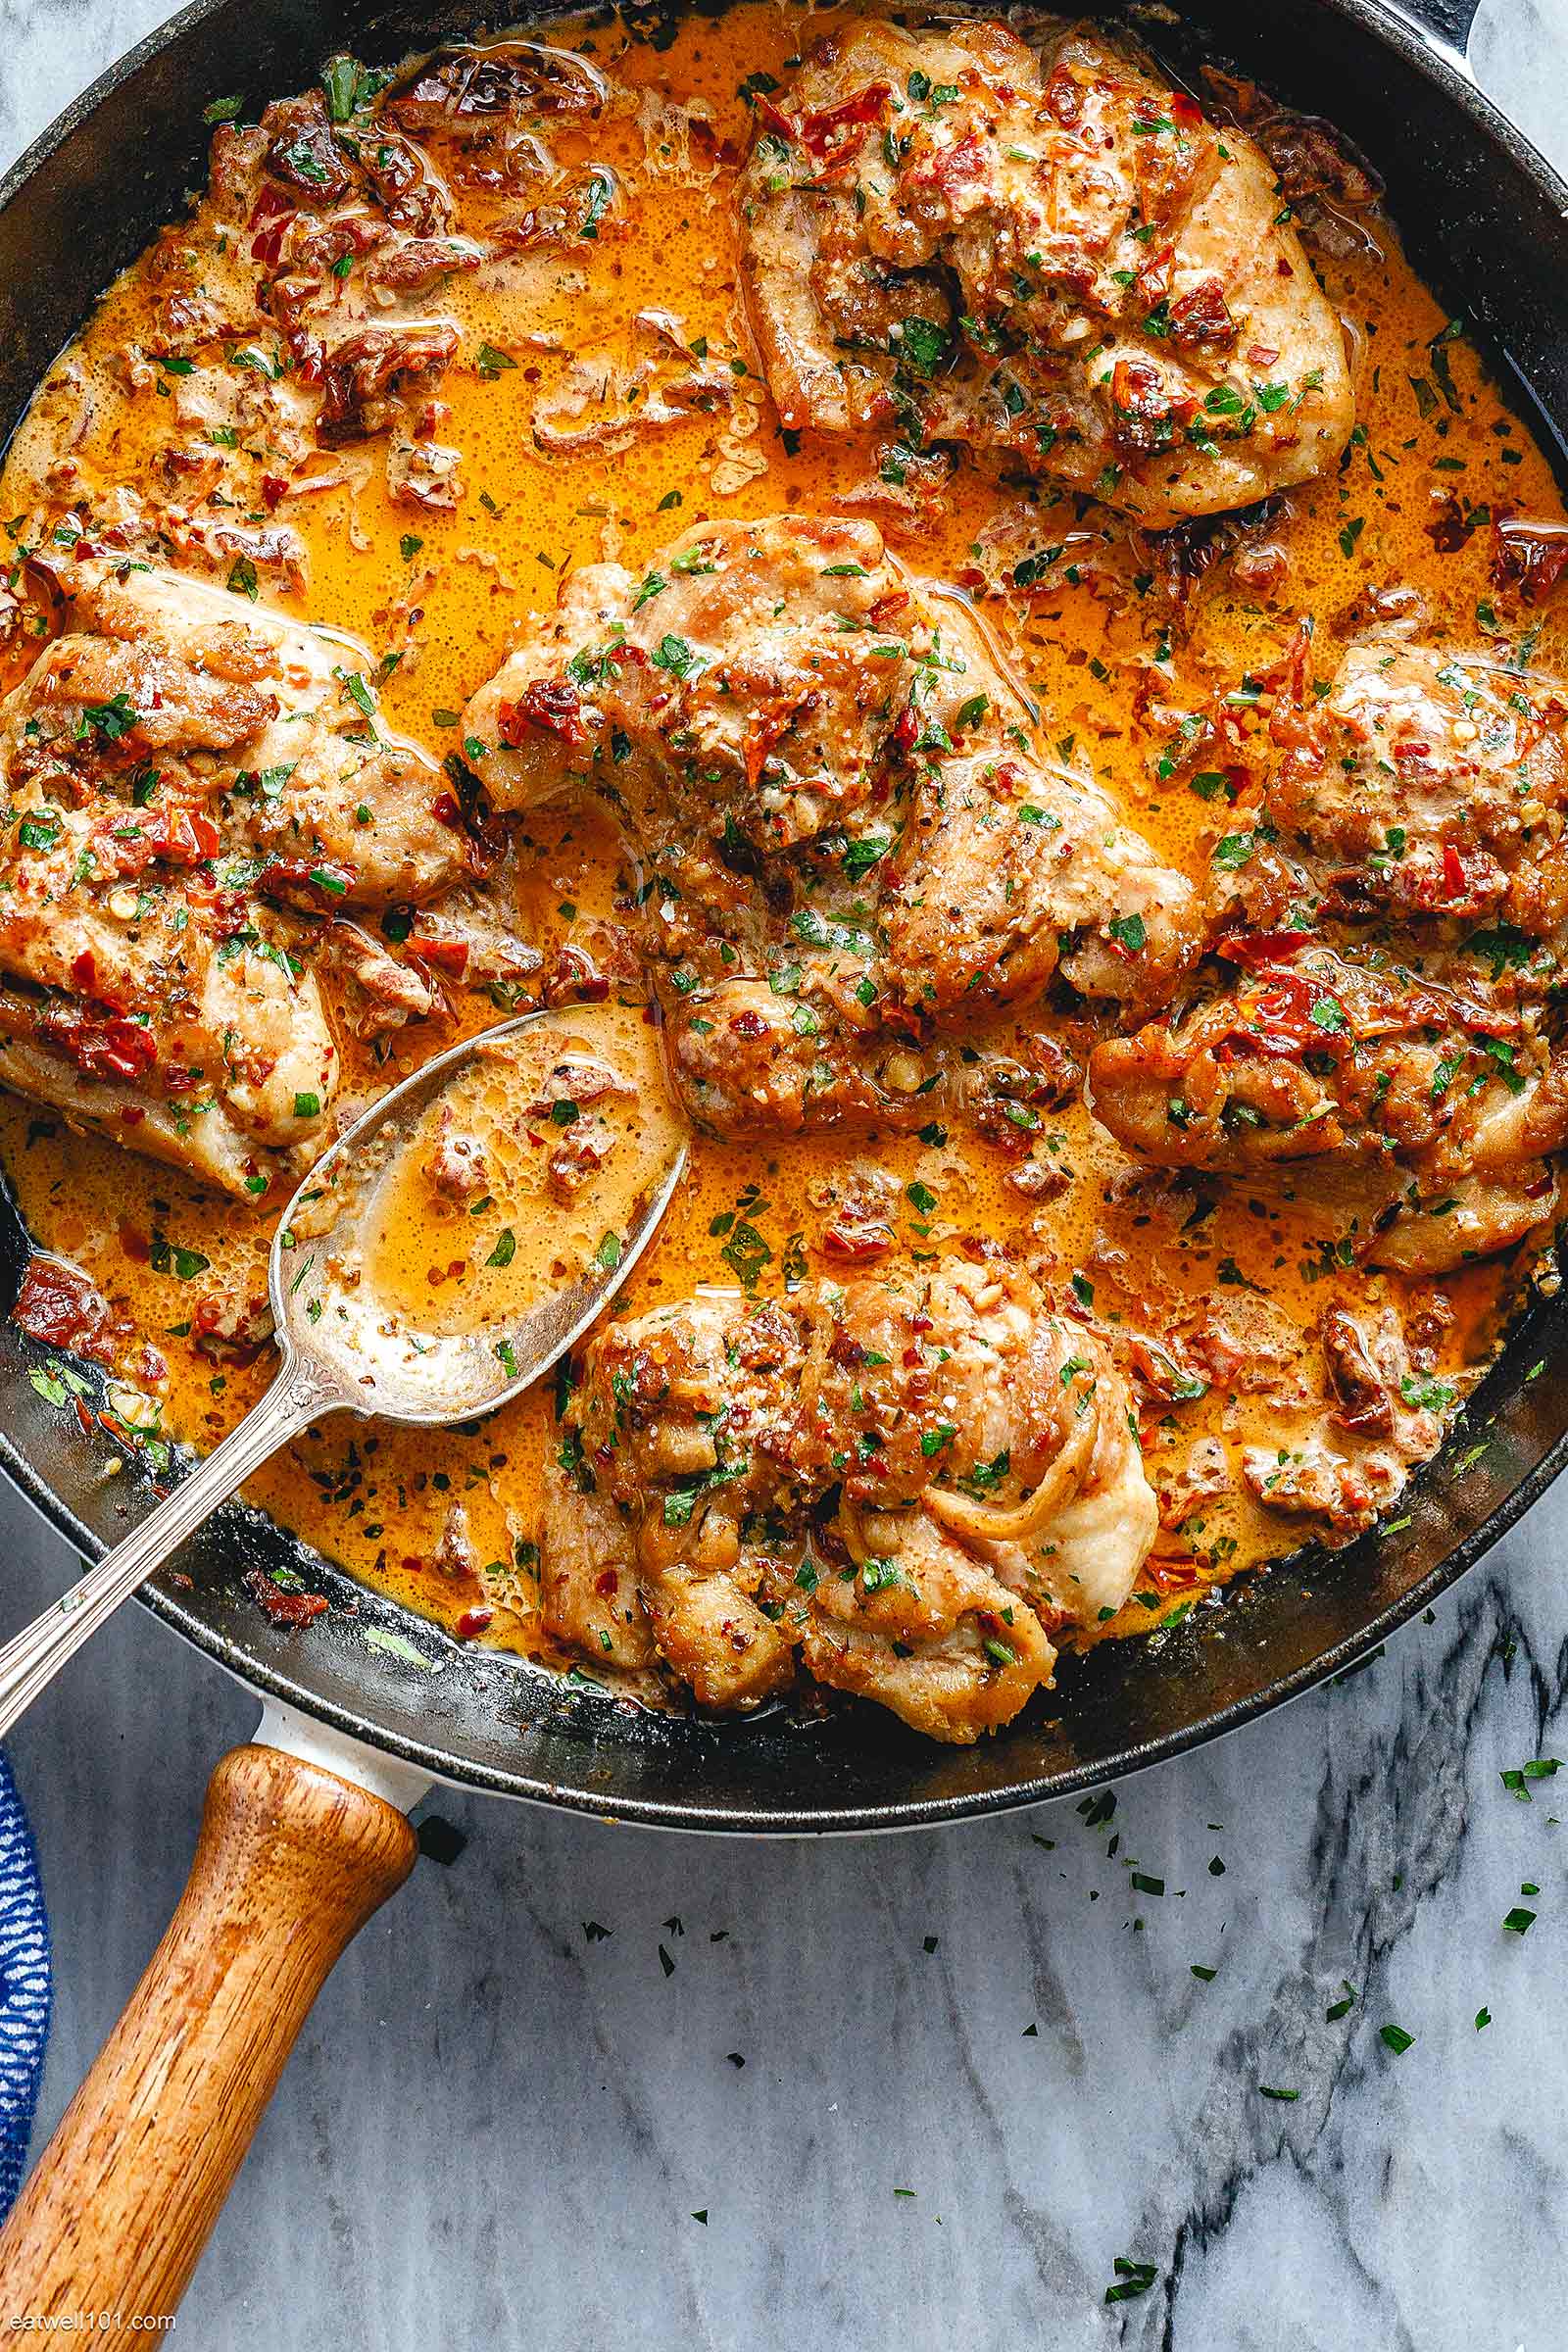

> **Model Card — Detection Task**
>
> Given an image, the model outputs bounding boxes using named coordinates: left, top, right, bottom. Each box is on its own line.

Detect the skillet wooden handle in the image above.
left=0, top=1740, right=416, bottom=2324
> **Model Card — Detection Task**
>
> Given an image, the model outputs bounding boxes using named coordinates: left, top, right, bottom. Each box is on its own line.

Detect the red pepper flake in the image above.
left=244, top=1567, right=328, bottom=1628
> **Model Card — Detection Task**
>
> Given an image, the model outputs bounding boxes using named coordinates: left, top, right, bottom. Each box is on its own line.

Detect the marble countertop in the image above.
left=5, top=4, right=1568, bottom=2344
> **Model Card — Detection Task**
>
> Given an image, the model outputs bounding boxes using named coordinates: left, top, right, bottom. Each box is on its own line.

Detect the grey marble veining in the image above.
left=3, top=6, right=1568, bottom=2347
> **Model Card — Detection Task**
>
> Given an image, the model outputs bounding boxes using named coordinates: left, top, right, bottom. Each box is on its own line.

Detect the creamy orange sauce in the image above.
left=0, top=5, right=1562, bottom=1666
left=337, top=1006, right=674, bottom=1336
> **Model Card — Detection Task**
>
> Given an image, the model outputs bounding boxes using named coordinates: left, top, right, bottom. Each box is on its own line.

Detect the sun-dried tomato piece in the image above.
left=1146, top=1554, right=1201, bottom=1594
left=265, top=102, right=352, bottom=203
left=13, top=1253, right=121, bottom=1357
left=146, top=807, right=221, bottom=863
left=39, top=1012, right=158, bottom=1084
left=1167, top=275, right=1237, bottom=351
left=258, top=854, right=356, bottom=906
left=1219, top=930, right=1311, bottom=969
left=906, top=128, right=988, bottom=202
left=318, top=323, right=459, bottom=443
left=496, top=678, right=589, bottom=750
left=1426, top=493, right=1486, bottom=555
left=1043, top=63, right=1085, bottom=126
left=821, top=1213, right=895, bottom=1262
left=409, top=932, right=468, bottom=976
left=1492, top=515, right=1568, bottom=607
left=1109, top=357, right=1174, bottom=463
left=797, top=82, right=891, bottom=163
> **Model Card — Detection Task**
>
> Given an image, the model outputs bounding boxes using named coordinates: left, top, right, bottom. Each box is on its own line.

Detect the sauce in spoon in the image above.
left=0, top=1003, right=687, bottom=1734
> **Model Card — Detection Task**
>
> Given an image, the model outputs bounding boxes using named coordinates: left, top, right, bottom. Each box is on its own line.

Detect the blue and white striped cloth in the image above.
left=0, top=1751, right=49, bottom=2216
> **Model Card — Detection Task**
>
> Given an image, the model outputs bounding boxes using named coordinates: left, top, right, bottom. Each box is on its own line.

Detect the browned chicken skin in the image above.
left=738, top=19, right=1354, bottom=524
left=543, top=1251, right=1157, bottom=1741
left=464, top=513, right=1202, bottom=1139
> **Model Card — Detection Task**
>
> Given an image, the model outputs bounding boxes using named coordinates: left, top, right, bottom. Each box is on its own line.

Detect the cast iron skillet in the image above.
left=0, top=0, right=1564, bottom=1837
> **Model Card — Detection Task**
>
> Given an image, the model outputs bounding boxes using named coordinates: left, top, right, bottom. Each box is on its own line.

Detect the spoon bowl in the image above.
left=273, top=1005, right=686, bottom=1424
left=0, top=1004, right=687, bottom=1735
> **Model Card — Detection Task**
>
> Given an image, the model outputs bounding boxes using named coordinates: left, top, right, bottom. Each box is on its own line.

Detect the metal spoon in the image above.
left=0, top=1006, right=686, bottom=1736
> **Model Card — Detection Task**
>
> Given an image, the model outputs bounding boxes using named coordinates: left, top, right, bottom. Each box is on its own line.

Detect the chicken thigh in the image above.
left=0, top=559, right=465, bottom=1196
left=1088, top=936, right=1568, bottom=1268
left=1253, top=636, right=1568, bottom=934
left=463, top=513, right=1202, bottom=1138
left=542, top=1250, right=1157, bottom=1740
left=738, top=18, right=1353, bottom=525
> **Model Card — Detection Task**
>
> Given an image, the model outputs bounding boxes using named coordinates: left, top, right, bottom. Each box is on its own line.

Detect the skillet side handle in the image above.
left=0, top=1740, right=416, bottom=2324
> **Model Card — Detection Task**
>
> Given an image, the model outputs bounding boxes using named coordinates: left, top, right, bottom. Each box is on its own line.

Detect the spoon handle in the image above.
left=0, top=1354, right=333, bottom=1740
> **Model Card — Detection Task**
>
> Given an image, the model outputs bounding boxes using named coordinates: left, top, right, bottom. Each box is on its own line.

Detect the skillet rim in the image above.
left=5, top=1402, right=1568, bottom=1832
left=1, top=0, right=1566, bottom=1832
